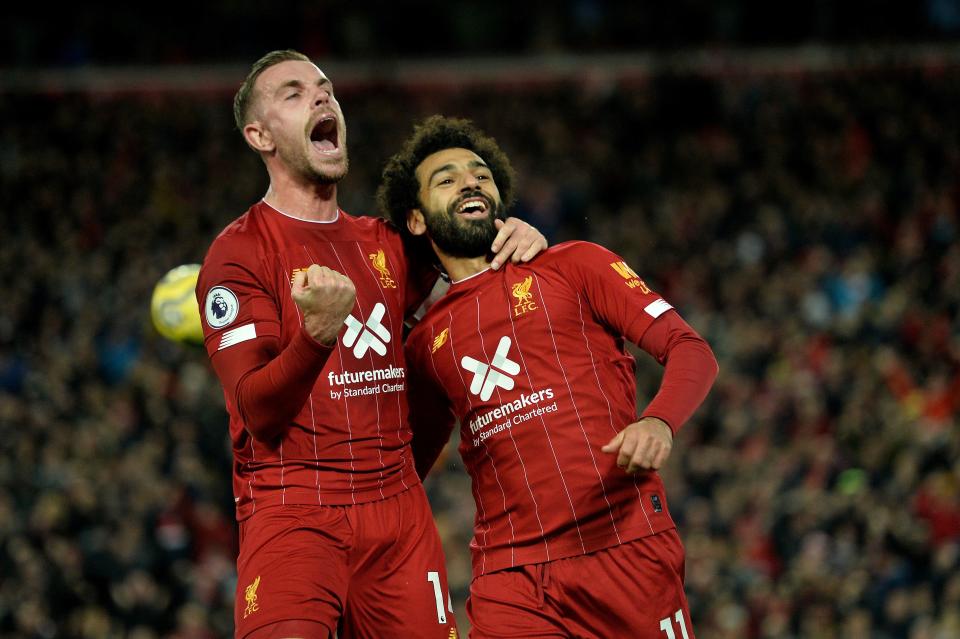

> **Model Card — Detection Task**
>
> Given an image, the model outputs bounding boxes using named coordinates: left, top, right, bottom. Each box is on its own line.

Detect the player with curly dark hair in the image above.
left=382, top=115, right=718, bottom=638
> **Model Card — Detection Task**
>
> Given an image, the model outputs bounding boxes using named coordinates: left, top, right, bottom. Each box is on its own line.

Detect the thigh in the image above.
left=340, top=485, right=459, bottom=639
left=235, top=505, right=351, bottom=639
left=551, top=530, right=696, bottom=639
left=467, top=566, right=568, bottom=639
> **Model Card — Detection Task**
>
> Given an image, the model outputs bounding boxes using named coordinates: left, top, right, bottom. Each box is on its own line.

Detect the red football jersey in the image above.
left=406, top=241, right=712, bottom=576
left=198, top=202, right=434, bottom=518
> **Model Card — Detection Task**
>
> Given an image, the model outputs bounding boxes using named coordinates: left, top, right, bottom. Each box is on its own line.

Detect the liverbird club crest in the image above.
left=244, top=575, right=261, bottom=619
left=369, top=249, right=397, bottom=288
left=431, top=327, right=450, bottom=353
left=511, top=276, right=538, bottom=317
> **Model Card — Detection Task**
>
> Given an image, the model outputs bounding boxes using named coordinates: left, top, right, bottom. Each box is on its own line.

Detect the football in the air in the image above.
left=150, top=264, right=204, bottom=346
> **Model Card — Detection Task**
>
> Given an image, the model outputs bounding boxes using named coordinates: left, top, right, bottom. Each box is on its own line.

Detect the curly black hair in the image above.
left=376, top=115, right=516, bottom=236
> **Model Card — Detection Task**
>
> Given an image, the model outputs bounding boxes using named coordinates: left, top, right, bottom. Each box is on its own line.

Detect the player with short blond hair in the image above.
left=199, top=53, right=546, bottom=639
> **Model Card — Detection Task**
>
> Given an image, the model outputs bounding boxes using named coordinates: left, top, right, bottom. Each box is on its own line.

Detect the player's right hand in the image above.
left=291, top=264, right=356, bottom=345
left=601, top=417, right=673, bottom=473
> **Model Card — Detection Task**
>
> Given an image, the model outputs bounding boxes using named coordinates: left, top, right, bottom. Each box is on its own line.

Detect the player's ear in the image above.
left=407, top=209, right=427, bottom=236
left=243, top=121, right=275, bottom=153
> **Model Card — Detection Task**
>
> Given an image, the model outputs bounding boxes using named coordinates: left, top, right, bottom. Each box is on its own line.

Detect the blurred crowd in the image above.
left=1, top=60, right=958, bottom=638
left=5, top=0, right=960, bottom=68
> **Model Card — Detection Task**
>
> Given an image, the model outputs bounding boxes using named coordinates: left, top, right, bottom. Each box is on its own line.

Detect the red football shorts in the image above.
left=235, top=484, right=458, bottom=638
left=466, top=528, right=694, bottom=639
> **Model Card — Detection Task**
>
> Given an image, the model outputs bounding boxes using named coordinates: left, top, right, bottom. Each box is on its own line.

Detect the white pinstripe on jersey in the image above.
left=277, top=252, right=296, bottom=505
left=354, top=241, right=409, bottom=492
left=534, top=274, right=622, bottom=544
left=340, top=243, right=386, bottom=500
left=574, top=292, right=654, bottom=533
left=292, top=246, right=324, bottom=504
left=476, top=298, right=551, bottom=565
left=248, top=438, right=257, bottom=514
left=312, top=244, right=359, bottom=504
left=446, top=311, right=520, bottom=570
left=502, top=288, right=584, bottom=556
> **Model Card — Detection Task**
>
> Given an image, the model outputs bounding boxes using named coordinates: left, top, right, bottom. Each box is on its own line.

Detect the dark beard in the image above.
left=424, top=193, right=506, bottom=259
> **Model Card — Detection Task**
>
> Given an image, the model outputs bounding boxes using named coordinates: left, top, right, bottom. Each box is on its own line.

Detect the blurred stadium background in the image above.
left=2, top=2, right=959, bottom=637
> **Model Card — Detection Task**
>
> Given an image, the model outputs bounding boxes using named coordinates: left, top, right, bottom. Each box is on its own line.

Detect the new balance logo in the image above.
left=461, top=336, right=521, bottom=401
left=343, top=303, right=391, bottom=358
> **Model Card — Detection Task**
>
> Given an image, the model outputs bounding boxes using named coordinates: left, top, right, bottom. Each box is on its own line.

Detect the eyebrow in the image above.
left=427, top=159, right=489, bottom=184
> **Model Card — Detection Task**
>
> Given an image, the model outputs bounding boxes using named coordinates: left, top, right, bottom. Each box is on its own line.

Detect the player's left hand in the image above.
left=601, top=417, right=674, bottom=473
left=489, top=218, right=547, bottom=270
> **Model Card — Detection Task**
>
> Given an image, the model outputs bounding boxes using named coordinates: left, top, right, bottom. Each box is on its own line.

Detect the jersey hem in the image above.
left=234, top=474, right=418, bottom=521
left=471, top=519, right=677, bottom=577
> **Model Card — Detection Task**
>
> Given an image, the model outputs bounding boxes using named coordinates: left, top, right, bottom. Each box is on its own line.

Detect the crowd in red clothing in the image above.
left=1, top=63, right=957, bottom=637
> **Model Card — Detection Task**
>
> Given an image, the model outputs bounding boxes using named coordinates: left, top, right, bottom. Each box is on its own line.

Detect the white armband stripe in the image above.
left=644, top=299, right=673, bottom=319
left=218, top=323, right=257, bottom=350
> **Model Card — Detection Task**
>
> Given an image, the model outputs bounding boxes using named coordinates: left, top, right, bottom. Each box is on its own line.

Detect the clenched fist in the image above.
left=291, top=265, right=356, bottom=345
